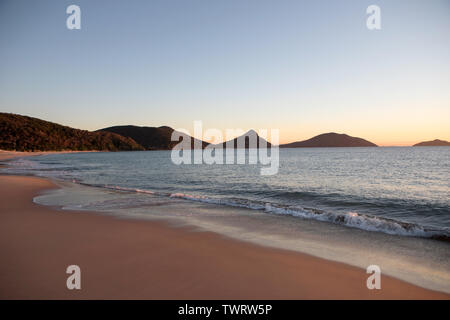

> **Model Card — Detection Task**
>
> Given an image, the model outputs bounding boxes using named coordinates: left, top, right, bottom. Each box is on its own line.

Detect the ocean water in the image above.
left=2, top=147, right=450, bottom=292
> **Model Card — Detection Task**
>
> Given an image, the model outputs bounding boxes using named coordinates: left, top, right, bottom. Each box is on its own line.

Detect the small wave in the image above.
left=263, top=204, right=442, bottom=238
left=87, top=186, right=450, bottom=240
left=103, top=185, right=155, bottom=195
left=169, top=192, right=266, bottom=210
left=168, top=191, right=449, bottom=239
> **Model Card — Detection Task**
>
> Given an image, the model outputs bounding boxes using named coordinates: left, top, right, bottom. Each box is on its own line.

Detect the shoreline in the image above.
left=1, top=151, right=449, bottom=299
left=0, top=150, right=100, bottom=162
left=0, top=173, right=448, bottom=299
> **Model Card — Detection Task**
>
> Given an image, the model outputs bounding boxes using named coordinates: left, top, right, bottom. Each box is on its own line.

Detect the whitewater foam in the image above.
left=110, top=187, right=450, bottom=240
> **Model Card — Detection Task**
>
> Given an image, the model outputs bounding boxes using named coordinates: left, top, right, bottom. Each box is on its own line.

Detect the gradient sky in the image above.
left=1, top=0, right=449, bottom=145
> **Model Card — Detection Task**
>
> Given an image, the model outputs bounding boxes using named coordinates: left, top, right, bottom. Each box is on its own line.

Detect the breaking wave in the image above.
left=103, top=186, right=450, bottom=240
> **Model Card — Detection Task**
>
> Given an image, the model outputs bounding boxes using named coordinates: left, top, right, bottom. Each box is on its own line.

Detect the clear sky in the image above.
left=1, top=0, right=449, bottom=145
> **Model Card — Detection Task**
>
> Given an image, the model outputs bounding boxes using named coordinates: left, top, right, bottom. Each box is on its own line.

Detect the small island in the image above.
left=413, top=139, right=450, bottom=147
left=280, top=132, right=377, bottom=148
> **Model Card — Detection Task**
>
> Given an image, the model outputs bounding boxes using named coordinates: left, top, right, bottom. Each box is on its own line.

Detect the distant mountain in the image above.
left=212, top=129, right=272, bottom=149
left=0, top=113, right=144, bottom=152
left=98, top=125, right=208, bottom=150
left=280, top=132, right=377, bottom=148
left=413, top=139, right=450, bottom=147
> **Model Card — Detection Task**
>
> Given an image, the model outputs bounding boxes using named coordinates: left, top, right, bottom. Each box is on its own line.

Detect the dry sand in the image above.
left=0, top=151, right=448, bottom=299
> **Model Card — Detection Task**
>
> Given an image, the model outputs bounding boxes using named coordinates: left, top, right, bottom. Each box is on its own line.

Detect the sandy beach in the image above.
left=0, top=152, right=448, bottom=299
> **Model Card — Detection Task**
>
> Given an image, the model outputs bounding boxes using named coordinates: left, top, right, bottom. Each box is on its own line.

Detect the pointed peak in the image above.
left=244, top=129, right=258, bottom=136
